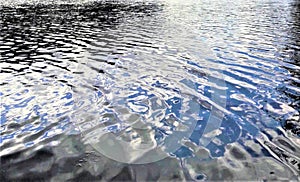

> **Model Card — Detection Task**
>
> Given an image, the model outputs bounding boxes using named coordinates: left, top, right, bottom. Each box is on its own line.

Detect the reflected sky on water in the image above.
left=0, top=0, right=299, bottom=180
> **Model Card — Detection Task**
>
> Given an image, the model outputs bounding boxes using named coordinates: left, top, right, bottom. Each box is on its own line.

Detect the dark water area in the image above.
left=0, top=0, right=300, bottom=181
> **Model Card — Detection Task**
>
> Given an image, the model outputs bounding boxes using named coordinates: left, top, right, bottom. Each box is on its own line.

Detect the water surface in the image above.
left=1, top=0, right=300, bottom=180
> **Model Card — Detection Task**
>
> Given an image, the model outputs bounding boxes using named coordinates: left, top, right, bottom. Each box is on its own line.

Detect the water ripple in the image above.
left=1, top=0, right=299, bottom=180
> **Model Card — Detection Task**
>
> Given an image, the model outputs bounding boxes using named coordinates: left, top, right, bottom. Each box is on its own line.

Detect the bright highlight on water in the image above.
left=0, top=0, right=299, bottom=181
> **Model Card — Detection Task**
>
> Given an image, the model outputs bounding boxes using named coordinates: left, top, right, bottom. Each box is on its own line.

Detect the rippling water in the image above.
left=1, top=0, right=300, bottom=180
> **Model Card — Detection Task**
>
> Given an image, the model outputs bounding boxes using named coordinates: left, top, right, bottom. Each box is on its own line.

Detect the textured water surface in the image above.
left=1, top=0, right=300, bottom=181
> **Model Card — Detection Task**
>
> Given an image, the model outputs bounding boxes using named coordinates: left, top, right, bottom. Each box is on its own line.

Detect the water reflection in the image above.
left=1, top=0, right=300, bottom=181
left=282, top=1, right=300, bottom=137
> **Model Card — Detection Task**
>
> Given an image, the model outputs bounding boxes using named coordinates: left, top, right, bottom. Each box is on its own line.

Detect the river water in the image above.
left=1, top=0, right=299, bottom=181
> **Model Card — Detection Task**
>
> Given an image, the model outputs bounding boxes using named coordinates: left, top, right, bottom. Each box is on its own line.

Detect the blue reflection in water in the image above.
left=1, top=0, right=300, bottom=181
